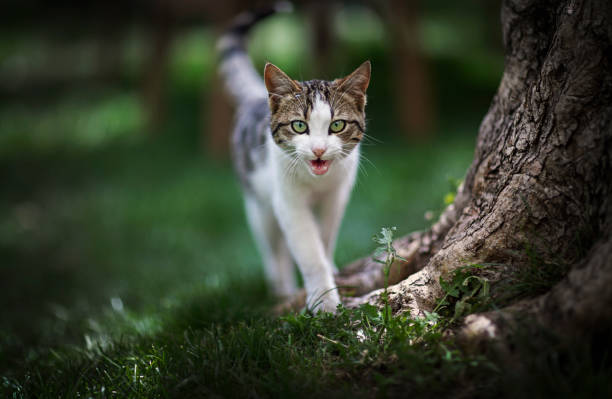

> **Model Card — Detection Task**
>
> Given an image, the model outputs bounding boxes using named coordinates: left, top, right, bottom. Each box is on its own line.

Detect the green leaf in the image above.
left=438, top=277, right=451, bottom=296
left=454, top=299, right=470, bottom=319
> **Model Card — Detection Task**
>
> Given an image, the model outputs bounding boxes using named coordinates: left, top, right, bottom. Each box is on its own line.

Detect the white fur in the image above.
left=245, top=97, right=359, bottom=312
left=218, top=40, right=267, bottom=104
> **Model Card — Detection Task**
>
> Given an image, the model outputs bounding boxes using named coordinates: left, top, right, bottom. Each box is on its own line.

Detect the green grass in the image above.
left=0, top=89, right=482, bottom=397
left=1, top=297, right=495, bottom=398
left=3, top=117, right=609, bottom=398
left=1, top=10, right=608, bottom=396
left=2, top=89, right=611, bottom=397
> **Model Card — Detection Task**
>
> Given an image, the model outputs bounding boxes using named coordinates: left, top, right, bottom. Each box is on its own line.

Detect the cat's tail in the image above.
left=216, top=2, right=292, bottom=106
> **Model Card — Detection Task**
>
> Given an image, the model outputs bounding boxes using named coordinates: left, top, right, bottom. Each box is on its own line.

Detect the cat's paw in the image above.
left=308, top=289, right=341, bottom=314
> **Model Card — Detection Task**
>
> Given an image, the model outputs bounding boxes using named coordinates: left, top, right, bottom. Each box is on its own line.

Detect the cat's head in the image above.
left=263, top=61, right=370, bottom=176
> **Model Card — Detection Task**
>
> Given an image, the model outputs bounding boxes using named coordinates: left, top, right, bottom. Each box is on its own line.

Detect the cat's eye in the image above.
left=329, top=120, right=346, bottom=133
left=291, top=120, right=308, bottom=134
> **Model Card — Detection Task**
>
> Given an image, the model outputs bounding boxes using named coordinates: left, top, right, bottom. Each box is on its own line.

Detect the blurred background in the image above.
left=0, top=0, right=502, bottom=364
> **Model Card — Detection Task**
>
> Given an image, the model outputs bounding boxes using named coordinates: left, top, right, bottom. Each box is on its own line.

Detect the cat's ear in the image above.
left=333, top=60, right=371, bottom=94
left=264, top=63, right=301, bottom=97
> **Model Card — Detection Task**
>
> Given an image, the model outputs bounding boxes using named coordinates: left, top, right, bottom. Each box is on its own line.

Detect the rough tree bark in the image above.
left=338, top=0, right=612, bottom=342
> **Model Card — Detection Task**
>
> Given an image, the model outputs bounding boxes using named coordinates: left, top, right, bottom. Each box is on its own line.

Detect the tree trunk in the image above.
left=340, top=0, right=612, bottom=341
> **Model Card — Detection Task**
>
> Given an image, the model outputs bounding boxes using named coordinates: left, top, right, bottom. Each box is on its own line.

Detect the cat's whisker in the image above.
left=268, top=92, right=285, bottom=99
left=289, top=155, right=302, bottom=182
left=361, top=132, right=382, bottom=145
left=343, top=149, right=369, bottom=178
left=358, top=152, right=378, bottom=176
left=357, top=161, right=369, bottom=179
left=336, top=146, right=371, bottom=179
left=290, top=153, right=302, bottom=181
left=281, top=151, right=301, bottom=182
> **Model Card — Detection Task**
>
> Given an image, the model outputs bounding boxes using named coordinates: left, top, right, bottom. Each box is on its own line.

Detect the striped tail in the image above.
left=216, top=2, right=292, bottom=106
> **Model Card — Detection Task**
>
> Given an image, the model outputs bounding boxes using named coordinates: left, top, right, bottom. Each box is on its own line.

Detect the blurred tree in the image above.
left=203, top=0, right=272, bottom=159
left=143, top=3, right=174, bottom=135
left=338, top=0, right=612, bottom=346
left=307, top=0, right=337, bottom=77
left=138, top=0, right=263, bottom=147
left=375, top=0, right=435, bottom=139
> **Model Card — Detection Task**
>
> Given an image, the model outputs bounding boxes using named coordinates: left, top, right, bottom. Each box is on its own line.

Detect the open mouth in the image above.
left=310, top=158, right=332, bottom=175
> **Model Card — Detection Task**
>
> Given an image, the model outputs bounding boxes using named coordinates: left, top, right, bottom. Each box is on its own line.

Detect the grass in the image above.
left=3, top=85, right=612, bottom=397
left=434, top=264, right=492, bottom=322
left=1, top=296, right=495, bottom=398
left=2, top=100, right=610, bottom=397
left=1, top=6, right=609, bottom=394
left=0, top=87, right=482, bottom=397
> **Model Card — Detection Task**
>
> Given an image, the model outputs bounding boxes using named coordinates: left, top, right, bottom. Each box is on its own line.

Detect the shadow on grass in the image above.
left=1, top=137, right=611, bottom=398
left=0, top=103, right=498, bottom=398
left=1, top=275, right=491, bottom=399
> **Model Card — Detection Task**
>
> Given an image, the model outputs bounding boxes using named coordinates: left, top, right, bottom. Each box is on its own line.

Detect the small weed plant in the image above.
left=372, top=226, right=407, bottom=324
left=434, top=264, right=492, bottom=321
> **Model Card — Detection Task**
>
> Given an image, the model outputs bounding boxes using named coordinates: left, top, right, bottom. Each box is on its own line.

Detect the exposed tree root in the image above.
left=276, top=2, right=612, bottom=354
left=343, top=0, right=612, bottom=351
left=277, top=229, right=612, bottom=351
left=459, top=229, right=612, bottom=346
left=336, top=192, right=465, bottom=297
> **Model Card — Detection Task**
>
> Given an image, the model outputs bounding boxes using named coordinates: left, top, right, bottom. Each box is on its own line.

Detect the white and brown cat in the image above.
left=217, top=5, right=370, bottom=312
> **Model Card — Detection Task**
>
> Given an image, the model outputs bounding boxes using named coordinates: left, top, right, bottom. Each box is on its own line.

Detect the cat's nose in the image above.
left=312, top=147, right=326, bottom=158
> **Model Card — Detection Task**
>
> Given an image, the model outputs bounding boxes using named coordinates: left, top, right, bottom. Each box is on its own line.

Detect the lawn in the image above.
left=2, top=76, right=609, bottom=399
left=3, top=4, right=612, bottom=395
left=0, top=83, right=489, bottom=396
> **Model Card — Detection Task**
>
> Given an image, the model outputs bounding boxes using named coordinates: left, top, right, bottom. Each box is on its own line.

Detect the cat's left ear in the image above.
left=333, top=60, right=371, bottom=95
left=264, top=63, right=302, bottom=97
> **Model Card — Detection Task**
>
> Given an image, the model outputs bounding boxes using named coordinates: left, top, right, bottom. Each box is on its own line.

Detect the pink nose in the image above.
left=312, top=147, right=326, bottom=158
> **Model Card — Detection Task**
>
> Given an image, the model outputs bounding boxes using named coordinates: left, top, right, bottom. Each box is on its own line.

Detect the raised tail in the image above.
left=216, top=2, right=292, bottom=106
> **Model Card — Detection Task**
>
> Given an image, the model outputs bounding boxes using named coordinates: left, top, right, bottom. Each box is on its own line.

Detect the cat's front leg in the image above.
left=244, top=196, right=297, bottom=298
left=273, top=195, right=340, bottom=313
left=319, top=184, right=353, bottom=273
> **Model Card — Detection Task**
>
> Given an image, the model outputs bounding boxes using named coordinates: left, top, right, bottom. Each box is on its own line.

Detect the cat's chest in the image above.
left=285, top=174, right=338, bottom=200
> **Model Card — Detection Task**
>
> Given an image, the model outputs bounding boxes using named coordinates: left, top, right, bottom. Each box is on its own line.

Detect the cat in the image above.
left=217, top=5, right=370, bottom=312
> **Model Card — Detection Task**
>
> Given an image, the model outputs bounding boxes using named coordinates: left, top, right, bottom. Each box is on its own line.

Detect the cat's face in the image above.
left=264, top=62, right=370, bottom=176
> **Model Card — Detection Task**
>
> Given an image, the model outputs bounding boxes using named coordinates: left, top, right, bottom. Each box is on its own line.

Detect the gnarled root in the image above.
left=458, top=231, right=612, bottom=348
left=274, top=188, right=466, bottom=315
left=337, top=197, right=464, bottom=297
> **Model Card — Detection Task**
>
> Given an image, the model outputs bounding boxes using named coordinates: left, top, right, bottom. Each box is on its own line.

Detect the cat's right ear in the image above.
left=264, top=63, right=301, bottom=98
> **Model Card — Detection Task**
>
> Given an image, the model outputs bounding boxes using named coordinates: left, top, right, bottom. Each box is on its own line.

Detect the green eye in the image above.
left=291, top=120, right=308, bottom=134
left=329, top=120, right=346, bottom=133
